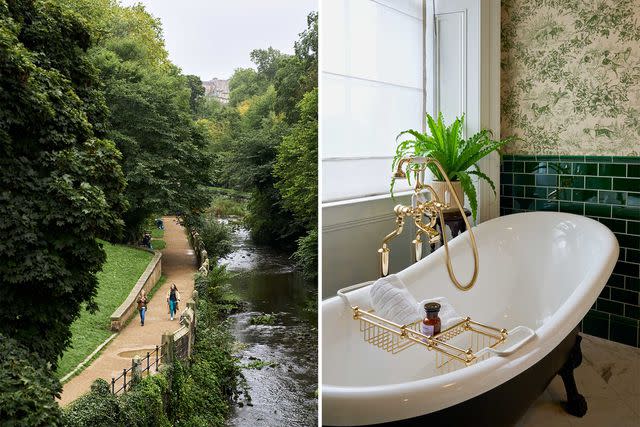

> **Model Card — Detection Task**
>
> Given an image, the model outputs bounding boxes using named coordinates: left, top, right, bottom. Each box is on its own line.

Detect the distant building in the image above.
left=202, top=78, right=230, bottom=104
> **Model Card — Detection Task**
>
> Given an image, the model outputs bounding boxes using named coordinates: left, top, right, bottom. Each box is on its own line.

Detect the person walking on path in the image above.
left=137, top=291, right=148, bottom=326
left=167, top=283, right=180, bottom=321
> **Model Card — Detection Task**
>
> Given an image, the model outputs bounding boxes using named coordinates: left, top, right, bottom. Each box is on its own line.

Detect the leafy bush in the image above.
left=199, top=214, right=233, bottom=259
left=118, top=375, right=171, bottom=427
left=169, top=268, right=247, bottom=425
left=0, top=0, right=127, bottom=366
left=243, top=359, right=277, bottom=370
left=208, top=195, right=247, bottom=218
left=0, top=334, right=62, bottom=426
left=249, top=313, right=277, bottom=325
left=63, top=376, right=172, bottom=427
left=194, top=266, right=242, bottom=315
left=151, top=239, right=166, bottom=250
left=293, top=227, right=318, bottom=281
left=62, top=380, right=119, bottom=427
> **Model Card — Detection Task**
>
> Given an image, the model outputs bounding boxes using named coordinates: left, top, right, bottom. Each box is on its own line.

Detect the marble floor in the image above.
left=516, top=334, right=640, bottom=427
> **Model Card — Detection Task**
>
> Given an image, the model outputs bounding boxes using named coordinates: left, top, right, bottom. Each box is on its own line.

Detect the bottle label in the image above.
left=421, top=324, right=435, bottom=337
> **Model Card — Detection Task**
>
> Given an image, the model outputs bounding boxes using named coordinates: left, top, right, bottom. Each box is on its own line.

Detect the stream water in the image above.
left=221, top=225, right=318, bottom=426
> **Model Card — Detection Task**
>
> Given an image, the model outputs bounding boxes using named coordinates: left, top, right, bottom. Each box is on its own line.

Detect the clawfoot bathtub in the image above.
left=322, top=212, right=618, bottom=426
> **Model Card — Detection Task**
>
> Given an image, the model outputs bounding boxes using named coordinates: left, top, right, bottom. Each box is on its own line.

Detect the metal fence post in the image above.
left=122, top=368, right=127, bottom=392
left=146, top=351, right=150, bottom=374
left=111, top=377, right=115, bottom=394
left=155, top=344, right=159, bottom=371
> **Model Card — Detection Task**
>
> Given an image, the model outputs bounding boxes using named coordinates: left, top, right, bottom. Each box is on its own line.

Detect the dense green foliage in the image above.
left=68, top=0, right=213, bottom=240
left=62, top=264, right=244, bottom=427
left=198, top=214, right=233, bottom=260
left=208, top=194, right=247, bottom=218
left=62, top=376, right=172, bottom=427
left=274, top=88, right=318, bottom=279
left=200, top=12, right=318, bottom=278
left=393, top=113, right=513, bottom=221
left=0, top=334, right=62, bottom=426
left=56, top=243, right=153, bottom=379
left=0, top=0, right=127, bottom=366
left=1, top=0, right=222, bottom=420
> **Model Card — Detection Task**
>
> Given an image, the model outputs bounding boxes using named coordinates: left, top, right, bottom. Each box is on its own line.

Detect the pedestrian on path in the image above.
left=167, top=283, right=180, bottom=321
left=137, top=291, right=148, bottom=326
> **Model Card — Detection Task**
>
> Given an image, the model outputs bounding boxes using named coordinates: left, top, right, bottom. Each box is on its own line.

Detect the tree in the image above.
left=228, top=67, right=268, bottom=106
left=199, top=11, right=318, bottom=261
left=76, top=2, right=213, bottom=240
left=249, top=47, right=285, bottom=82
left=274, top=89, right=318, bottom=278
left=274, top=88, right=318, bottom=228
left=274, top=12, right=317, bottom=123
left=186, top=74, right=205, bottom=115
left=0, top=334, right=63, bottom=426
left=0, top=0, right=126, bottom=365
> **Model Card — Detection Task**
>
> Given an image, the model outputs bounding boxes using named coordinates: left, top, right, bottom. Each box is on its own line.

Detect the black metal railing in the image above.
left=111, top=344, right=164, bottom=394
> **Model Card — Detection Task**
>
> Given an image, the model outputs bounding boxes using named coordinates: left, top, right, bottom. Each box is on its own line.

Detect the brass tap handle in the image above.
left=378, top=245, right=390, bottom=277
left=378, top=212, right=406, bottom=277
left=411, top=233, right=423, bottom=263
left=383, top=156, right=480, bottom=291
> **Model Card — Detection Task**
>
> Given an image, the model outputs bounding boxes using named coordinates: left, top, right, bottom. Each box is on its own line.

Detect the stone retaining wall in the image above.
left=110, top=251, right=162, bottom=331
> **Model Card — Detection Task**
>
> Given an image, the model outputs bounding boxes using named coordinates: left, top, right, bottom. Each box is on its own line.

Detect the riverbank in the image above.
left=222, top=225, right=318, bottom=426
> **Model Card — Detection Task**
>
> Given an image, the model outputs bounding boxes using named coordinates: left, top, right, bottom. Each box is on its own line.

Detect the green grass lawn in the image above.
left=151, top=228, right=164, bottom=239
left=56, top=241, right=153, bottom=379
left=152, top=239, right=166, bottom=250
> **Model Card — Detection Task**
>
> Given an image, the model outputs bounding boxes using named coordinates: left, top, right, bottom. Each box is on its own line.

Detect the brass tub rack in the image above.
left=353, top=306, right=509, bottom=371
left=338, top=281, right=535, bottom=372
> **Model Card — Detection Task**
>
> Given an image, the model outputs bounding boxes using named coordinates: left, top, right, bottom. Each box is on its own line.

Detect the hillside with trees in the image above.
left=0, top=0, right=317, bottom=424
left=198, top=12, right=318, bottom=279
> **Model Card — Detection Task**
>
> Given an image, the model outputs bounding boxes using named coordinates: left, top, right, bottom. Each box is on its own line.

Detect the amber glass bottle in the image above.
left=421, top=302, right=442, bottom=337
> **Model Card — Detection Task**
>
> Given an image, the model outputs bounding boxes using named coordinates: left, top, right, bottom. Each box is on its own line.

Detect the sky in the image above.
left=119, top=0, right=317, bottom=81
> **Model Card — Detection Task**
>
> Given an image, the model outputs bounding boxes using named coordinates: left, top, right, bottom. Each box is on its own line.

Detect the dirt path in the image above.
left=59, top=216, right=197, bottom=406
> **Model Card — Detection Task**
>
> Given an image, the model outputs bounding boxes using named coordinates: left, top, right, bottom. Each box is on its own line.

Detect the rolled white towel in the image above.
left=417, top=297, right=462, bottom=330
left=369, top=274, right=420, bottom=325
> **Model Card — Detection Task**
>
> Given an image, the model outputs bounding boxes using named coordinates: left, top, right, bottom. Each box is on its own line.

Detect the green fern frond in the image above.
left=457, top=171, right=477, bottom=222
left=467, top=169, right=496, bottom=195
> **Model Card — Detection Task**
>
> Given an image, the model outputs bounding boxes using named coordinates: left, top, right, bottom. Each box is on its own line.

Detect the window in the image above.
left=320, top=0, right=424, bottom=203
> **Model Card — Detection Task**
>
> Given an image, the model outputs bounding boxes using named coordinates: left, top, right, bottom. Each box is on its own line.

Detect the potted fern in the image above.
left=392, top=113, right=512, bottom=222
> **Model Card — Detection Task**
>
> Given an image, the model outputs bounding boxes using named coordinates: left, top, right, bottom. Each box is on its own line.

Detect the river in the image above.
left=221, top=225, right=318, bottom=426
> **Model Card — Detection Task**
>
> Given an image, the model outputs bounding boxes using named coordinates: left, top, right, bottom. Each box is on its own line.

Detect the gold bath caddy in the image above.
left=353, top=307, right=511, bottom=371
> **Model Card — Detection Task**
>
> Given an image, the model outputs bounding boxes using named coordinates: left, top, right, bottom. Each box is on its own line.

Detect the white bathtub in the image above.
left=322, top=212, right=618, bottom=426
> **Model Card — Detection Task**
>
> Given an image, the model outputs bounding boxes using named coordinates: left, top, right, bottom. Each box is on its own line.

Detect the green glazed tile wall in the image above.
left=500, top=155, right=640, bottom=347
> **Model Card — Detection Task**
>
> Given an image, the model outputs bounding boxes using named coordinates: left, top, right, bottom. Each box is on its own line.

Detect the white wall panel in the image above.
left=372, top=0, right=423, bottom=19
left=321, top=0, right=425, bottom=293
left=321, top=73, right=422, bottom=160
left=322, top=158, right=411, bottom=202
left=435, top=11, right=466, bottom=134
left=321, top=0, right=424, bottom=202
left=321, top=0, right=423, bottom=89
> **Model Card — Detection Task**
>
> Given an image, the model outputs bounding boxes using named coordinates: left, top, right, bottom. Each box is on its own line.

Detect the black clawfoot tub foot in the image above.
left=558, top=334, right=587, bottom=417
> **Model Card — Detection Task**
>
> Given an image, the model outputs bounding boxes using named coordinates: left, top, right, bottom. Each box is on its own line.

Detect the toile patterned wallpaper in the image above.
left=501, top=0, right=640, bottom=156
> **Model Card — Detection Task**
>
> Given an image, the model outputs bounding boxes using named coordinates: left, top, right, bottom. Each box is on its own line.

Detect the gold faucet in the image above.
left=378, top=156, right=479, bottom=291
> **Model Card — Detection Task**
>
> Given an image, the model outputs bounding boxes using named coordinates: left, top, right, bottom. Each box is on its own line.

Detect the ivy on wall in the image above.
left=501, top=0, right=640, bottom=155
